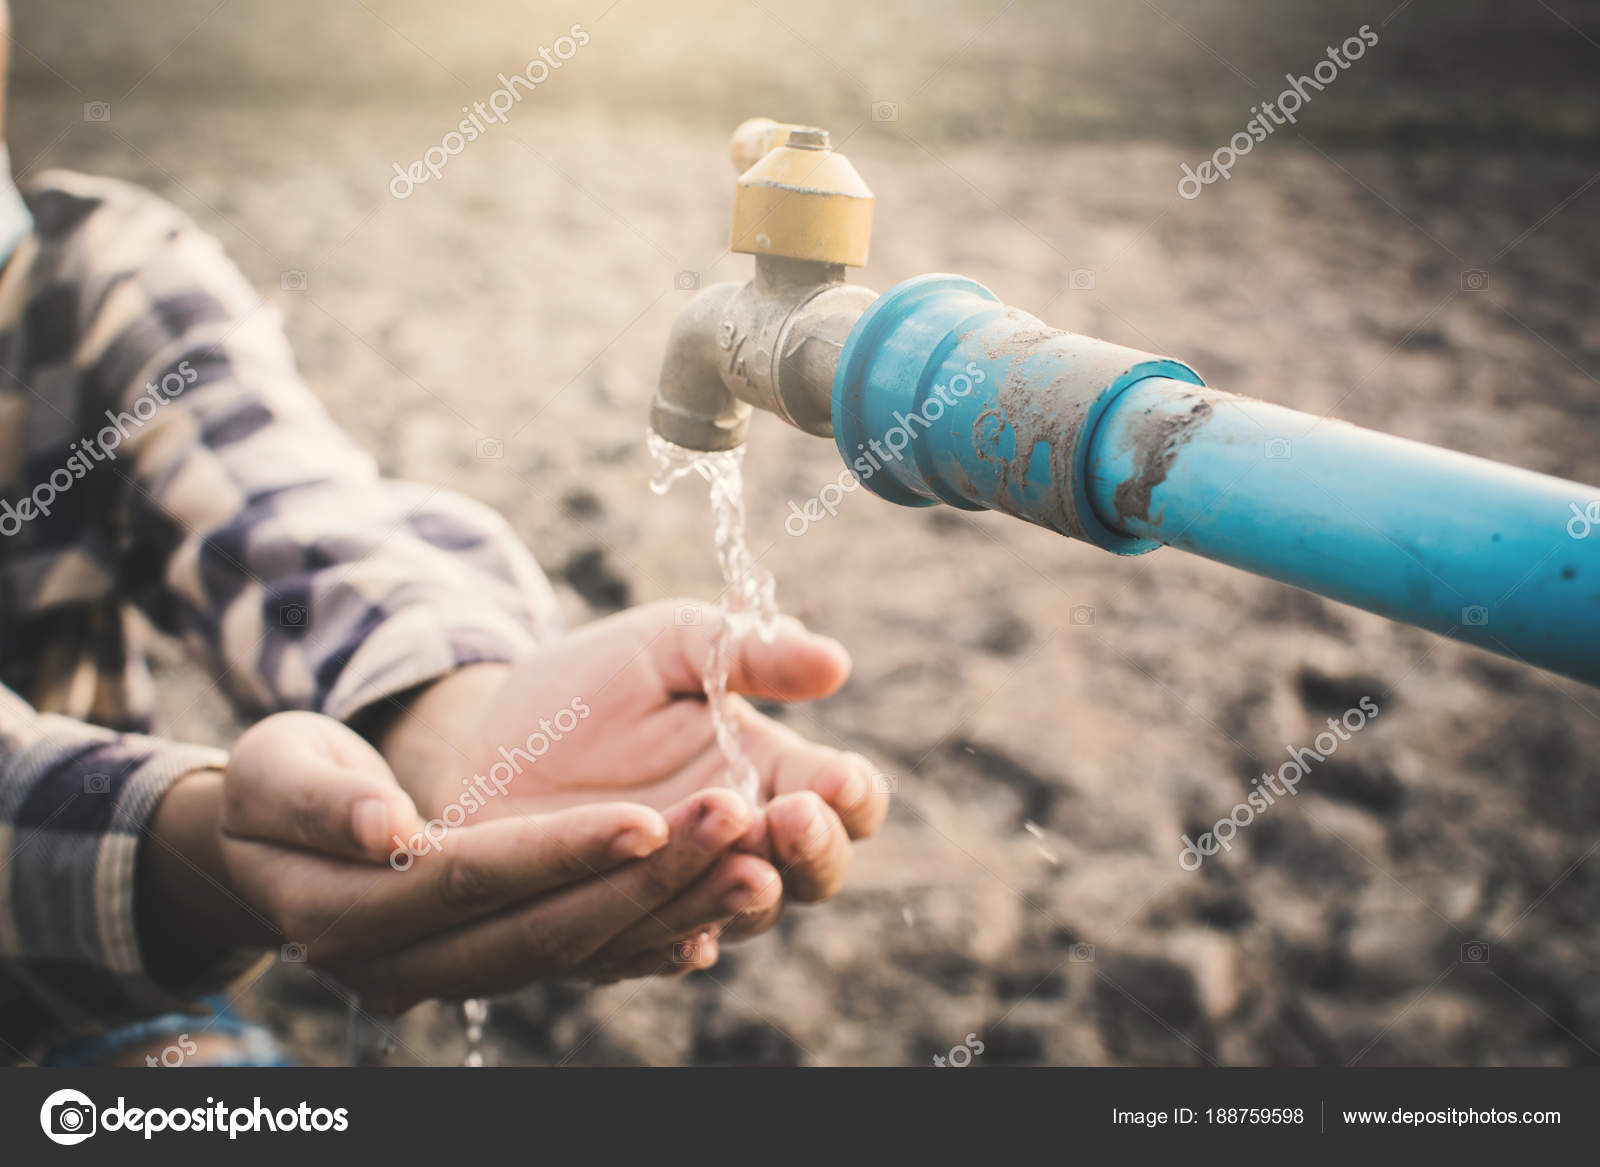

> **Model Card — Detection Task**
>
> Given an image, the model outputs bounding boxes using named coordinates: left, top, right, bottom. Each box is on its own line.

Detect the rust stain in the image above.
left=1110, top=397, right=1213, bottom=529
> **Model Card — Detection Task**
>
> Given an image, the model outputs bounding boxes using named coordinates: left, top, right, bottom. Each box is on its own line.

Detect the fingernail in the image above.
left=799, top=803, right=831, bottom=858
left=352, top=798, right=389, bottom=853
left=719, top=884, right=755, bottom=914
left=612, top=827, right=661, bottom=861
left=836, top=766, right=869, bottom=811
left=696, top=933, right=719, bottom=966
left=695, top=803, right=741, bottom=848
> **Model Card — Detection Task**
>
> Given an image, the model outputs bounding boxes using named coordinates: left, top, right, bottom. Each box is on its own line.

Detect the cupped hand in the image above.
left=191, top=712, right=785, bottom=1012
left=379, top=599, right=890, bottom=928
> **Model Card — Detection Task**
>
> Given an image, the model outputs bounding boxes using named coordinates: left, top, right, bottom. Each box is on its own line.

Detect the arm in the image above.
left=52, top=171, right=557, bottom=733
left=0, top=679, right=258, bottom=1060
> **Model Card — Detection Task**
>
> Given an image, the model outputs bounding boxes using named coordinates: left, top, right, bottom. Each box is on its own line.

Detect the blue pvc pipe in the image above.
left=832, top=274, right=1600, bottom=686
left=1086, top=377, right=1600, bottom=685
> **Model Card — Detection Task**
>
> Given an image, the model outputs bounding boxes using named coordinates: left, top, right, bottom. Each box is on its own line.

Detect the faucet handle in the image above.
left=727, top=119, right=875, bottom=268
left=730, top=118, right=815, bottom=173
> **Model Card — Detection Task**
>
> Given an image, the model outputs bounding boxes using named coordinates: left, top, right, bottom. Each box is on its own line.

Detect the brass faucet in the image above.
left=649, top=120, right=879, bottom=451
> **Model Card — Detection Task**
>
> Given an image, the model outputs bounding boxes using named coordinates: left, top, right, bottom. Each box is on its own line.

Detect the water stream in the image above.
left=648, top=430, right=779, bottom=806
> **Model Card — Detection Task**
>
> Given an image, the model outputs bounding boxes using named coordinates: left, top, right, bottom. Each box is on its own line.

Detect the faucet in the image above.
left=652, top=120, right=1600, bottom=687
left=650, top=120, right=879, bottom=451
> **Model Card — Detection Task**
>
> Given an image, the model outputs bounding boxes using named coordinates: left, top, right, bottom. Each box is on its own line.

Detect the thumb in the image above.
left=221, top=712, right=423, bottom=864
left=653, top=600, right=852, bottom=701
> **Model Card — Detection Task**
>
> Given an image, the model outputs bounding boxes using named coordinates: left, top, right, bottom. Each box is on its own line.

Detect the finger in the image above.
left=339, top=801, right=670, bottom=945
left=720, top=878, right=785, bottom=943
left=738, top=708, right=888, bottom=839
left=649, top=600, right=851, bottom=702
left=232, top=800, right=670, bottom=958
left=590, top=852, right=782, bottom=961
left=591, top=932, right=722, bottom=983
left=221, top=713, right=422, bottom=864
left=352, top=788, right=753, bottom=1009
left=766, top=791, right=852, bottom=903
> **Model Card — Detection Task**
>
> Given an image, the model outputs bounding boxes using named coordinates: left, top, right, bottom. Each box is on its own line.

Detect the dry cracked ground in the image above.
left=10, top=0, right=1599, bottom=1066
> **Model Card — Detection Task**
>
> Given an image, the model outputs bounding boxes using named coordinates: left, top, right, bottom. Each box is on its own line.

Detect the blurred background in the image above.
left=10, top=0, right=1598, bottom=1065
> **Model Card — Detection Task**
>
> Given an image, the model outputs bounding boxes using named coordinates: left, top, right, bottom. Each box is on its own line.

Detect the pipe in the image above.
left=1086, top=378, right=1600, bottom=684
left=828, top=274, right=1600, bottom=685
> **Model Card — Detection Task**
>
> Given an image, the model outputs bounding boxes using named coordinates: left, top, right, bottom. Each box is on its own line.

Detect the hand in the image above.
left=377, top=599, right=889, bottom=939
left=141, top=712, right=780, bottom=1014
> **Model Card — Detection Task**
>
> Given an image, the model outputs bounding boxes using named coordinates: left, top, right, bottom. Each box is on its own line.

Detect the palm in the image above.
left=426, top=603, right=836, bottom=820
left=387, top=600, right=887, bottom=908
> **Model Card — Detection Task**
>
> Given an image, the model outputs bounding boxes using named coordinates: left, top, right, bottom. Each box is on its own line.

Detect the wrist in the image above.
left=375, top=663, right=513, bottom=806
left=136, top=769, right=274, bottom=981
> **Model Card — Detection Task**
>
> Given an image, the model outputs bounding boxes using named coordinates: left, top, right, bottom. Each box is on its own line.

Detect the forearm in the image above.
left=73, top=181, right=558, bottom=725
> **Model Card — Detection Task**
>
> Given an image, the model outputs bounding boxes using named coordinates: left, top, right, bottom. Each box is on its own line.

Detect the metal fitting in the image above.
left=650, top=255, right=877, bottom=450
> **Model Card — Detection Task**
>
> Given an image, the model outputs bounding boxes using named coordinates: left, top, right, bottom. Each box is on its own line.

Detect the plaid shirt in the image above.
left=0, top=169, right=562, bottom=1060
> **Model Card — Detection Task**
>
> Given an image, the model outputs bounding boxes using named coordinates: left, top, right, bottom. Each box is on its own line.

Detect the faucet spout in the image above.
left=650, top=255, right=877, bottom=452
left=650, top=281, right=748, bottom=451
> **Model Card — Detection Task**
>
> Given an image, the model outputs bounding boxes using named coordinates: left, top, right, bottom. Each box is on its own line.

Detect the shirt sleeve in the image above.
left=44, top=171, right=562, bottom=728
left=0, top=681, right=258, bottom=1060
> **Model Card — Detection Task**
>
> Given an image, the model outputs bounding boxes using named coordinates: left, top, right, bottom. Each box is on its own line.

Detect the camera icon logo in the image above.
left=871, top=100, right=900, bottom=122
left=83, top=772, right=111, bottom=795
left=1460, top=269, right=1490, bottom=291
left=1461, top=605, right=1490, bottom=627
left=280, top=269, right=308, bottom=293
left=278, top=602, right=307, bottom=627
left=1068, top=268, right=1096, bottom=291
left=672, top=938, right=701, bottom=964
left=674, top=270, right=701, bottom=291
left=83, top=101, right=111, bottom=123
left=1264, top=437, right=1292, bottom=460
left=281, top=942, right=308, bottom=963
left=1069, top=604, right=1095, bottom=627
left=872, top=772, right=899, bottom=794
left=475, top=436, right=504, bottom=461
left=1460, top=940, right=1490, bottom=964
left=673, top=604, right=703, bottom=627
left=1069, top=942, right=1096, bottom=963
left=40, top=1088, right=97, bottom=1145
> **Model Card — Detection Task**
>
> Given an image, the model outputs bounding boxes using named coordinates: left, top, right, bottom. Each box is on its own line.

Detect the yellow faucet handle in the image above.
left=728, top=121, right=874, bottom=268
left=729, top=118, right=814, bottom=173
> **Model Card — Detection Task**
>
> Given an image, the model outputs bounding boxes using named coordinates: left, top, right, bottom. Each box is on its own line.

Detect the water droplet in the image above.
left=461, top=998, right=490, bottom=1066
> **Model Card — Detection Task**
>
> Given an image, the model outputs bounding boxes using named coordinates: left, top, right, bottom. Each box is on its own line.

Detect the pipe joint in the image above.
left=832, top=274, right=1204, bottom=552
